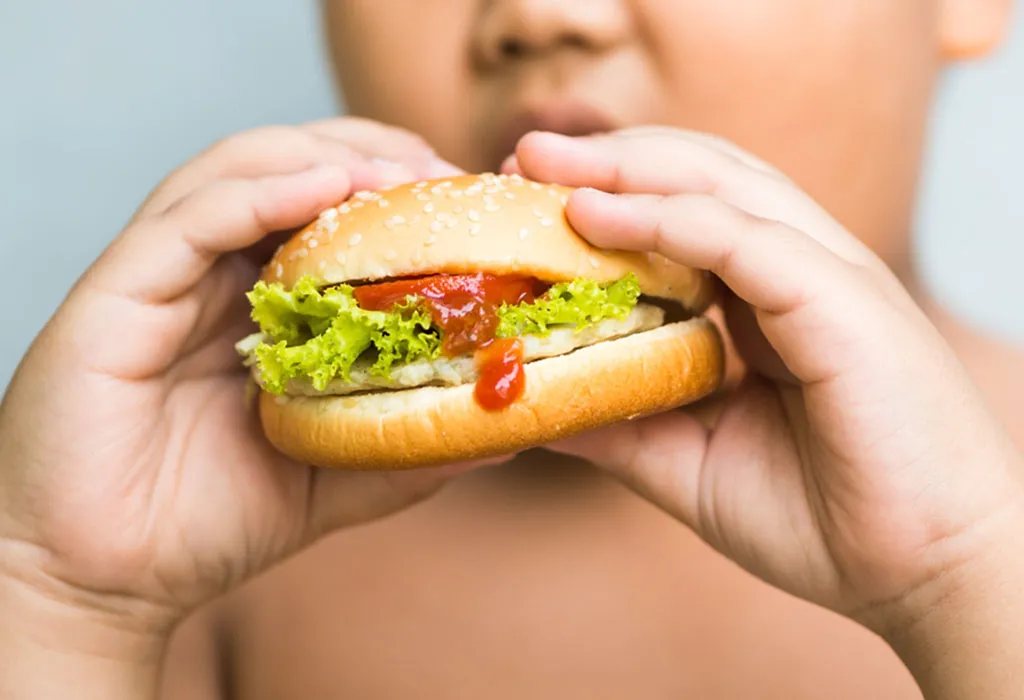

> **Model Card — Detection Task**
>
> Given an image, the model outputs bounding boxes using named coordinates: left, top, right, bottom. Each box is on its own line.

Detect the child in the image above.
left=2, top=2, right=1022, bottom=698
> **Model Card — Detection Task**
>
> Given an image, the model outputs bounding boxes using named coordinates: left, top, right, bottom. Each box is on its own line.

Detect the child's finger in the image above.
left=548, top=411, right=711, bottom=539
left=303, top=117, right=464, bottom=177
left=136, top=123, right=438, bottom=221
left=134, top=127, right=362, bottom=219
left=611, top=126, right=788, bottom=179
left=514, top=130, right=876, bottom=269
left=89, top=165, right=351, bottom=305
left=566, top=188, right=883, bottom=386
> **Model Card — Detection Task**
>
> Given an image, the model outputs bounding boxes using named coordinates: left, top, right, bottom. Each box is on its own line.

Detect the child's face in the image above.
left=324, top=0, right=1007, bottom=257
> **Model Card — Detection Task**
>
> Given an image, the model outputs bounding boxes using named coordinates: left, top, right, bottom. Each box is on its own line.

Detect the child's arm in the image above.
left=0, top=118, right=471, bottom=700
left=509, top=128, right=1024, bottom=699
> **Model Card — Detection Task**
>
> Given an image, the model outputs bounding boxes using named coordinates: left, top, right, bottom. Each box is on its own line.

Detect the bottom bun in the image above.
left=258, top=317, right=725, bottom=470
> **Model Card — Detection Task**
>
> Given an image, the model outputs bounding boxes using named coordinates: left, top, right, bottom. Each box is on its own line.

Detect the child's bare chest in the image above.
left=225, top=459, right=921, bottom=699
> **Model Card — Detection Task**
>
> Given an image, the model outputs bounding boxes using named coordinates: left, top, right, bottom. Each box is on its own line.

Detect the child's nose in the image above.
left=472, top=0, right=633, bottom=70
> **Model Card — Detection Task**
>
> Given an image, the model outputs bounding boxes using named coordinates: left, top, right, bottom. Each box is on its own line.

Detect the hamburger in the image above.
left=236, top=172, right=725, bottom=469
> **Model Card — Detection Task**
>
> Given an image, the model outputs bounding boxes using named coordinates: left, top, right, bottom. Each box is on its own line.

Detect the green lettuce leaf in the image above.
left=246, top=279, right=440, bottom=394
left=243, top=273, right=641, bottom=394
left=495, top=275, right=640, bottom=338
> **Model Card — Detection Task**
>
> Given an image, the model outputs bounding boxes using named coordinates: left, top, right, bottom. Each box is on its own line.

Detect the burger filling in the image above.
left=236, top=272, right=655, bottom=410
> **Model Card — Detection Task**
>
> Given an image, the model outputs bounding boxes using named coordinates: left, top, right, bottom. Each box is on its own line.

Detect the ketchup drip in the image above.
left=353, top=273, right=546, bottom=410
left=473, top=338, right=525, bottom=411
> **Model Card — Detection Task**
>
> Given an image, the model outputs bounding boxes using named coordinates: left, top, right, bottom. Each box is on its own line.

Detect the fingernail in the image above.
left=569, top=187, right=639, bottom=219
left=500, top=154, right=521, bottom=174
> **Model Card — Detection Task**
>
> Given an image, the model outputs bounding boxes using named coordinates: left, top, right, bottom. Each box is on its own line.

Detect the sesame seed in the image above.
left=448, top=189, right=463, bottom=198
left=504, top=192, right=516, bottom=200
left=453, top=205, right=464, bottom=214
left=561, top=195, right=569, bottom=205
left=531, top=182, right=543, bottom=190
left=485, top=203, right=500, bottom=213
left=533, top=208, right=543, bottom=217
left=308, top=239, right=318, bottom=248
left=589, top=255, right=601, bottom=268
left=430, top=186, right=443, bottom=195
left=355, top=190, right=374, bottom=200
left=483, top=194, right=495, bottom=206
left=318, top=260, right=327, bottom=271
left=275, top=263, right=284, bottom=277
left=469, top=224, right=482, bottom=236
left=340, top=203, right=351, bottom=212
left=423, top=202, right=434, bottom=213
left=335, top=251, right=347, bottom=264
left=541, top=217, right=554, bottom=227
left=446, top=218, right=458, bottom=229
left=415, top=180, right=428, bottom=188
left=425, top=235, right=437, bottom=246
left=384, top=249, right=398, bottom=260
left=297, top=248, right=308, bottom=258
left=440, top=180, right=453, bottom=188
left=430, top=220, right=443, bottom=233
left=518, top=227, right=529, bottom=240
left=547, top=188, right=559, bottom=197
left=377, top=199, right=390, bottom=208
left=510, top=173, right=524, bottom=184
left=319, top=208, right=338, bottom=220
left=467, top=209, right=480, bottom=222
left=417, top=192, right=431, bottom=201
left=348, top=233, right=362, bottom=246
left=484, top=185, right=501, bottom=195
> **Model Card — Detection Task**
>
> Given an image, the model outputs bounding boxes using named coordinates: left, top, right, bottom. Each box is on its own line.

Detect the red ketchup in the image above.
left=473, top=338, right=525, bottom=411
left=353, top=273, right=545, bottom=410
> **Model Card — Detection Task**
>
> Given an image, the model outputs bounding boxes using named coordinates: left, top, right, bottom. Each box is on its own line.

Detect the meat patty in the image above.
left=248, top=303, right=665, bottom=397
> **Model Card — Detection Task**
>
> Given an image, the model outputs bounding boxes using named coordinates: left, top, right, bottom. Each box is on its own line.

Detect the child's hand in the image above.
left=509, top=129, right=1024, bottom=641
left=0, top=120, right=479, bottom=643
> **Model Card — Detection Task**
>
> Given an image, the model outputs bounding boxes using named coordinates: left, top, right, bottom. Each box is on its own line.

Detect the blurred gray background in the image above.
left=1, top=1, right=1021, bottom=390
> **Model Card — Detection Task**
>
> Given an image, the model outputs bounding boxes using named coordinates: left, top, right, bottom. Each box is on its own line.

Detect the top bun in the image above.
left=263, top=173, right=714, bottom=311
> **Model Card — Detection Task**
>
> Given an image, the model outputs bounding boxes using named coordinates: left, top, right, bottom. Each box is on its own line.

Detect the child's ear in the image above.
left=940, top=0, right=1014, bottom=59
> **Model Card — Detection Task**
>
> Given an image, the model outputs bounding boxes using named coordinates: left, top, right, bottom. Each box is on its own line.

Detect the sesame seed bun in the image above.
left=264, top=173, right=715, bottom=311
left=259, top=317, right=724, bottom=470
left=254, top=172, right=725, bottom=470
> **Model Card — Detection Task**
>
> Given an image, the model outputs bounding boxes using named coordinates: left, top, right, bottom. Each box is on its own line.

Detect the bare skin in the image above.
left=2, top=2, right=1022, bottom=700
left=157, top=2, right=1024, bottom=699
